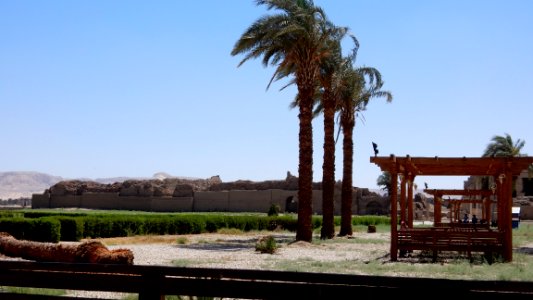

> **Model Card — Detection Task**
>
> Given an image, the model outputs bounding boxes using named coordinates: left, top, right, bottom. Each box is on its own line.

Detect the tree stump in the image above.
left=0, top=232, right=134, bottom=264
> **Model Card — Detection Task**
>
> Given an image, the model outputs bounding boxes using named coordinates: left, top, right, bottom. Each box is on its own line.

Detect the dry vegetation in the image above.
left=87, top=224, right=533, bottom=282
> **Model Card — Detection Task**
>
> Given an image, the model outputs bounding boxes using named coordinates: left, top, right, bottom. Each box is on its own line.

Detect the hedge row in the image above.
left=0, top=211, right=390, bottom=243
left=0, top=214, right=302, bottom=242
left=0, top=217, right=61, bottom=242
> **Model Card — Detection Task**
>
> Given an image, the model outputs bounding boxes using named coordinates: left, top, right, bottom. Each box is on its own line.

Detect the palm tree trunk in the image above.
left=0, top=233, right=134, bottom=264
left=339, top=118, right=354, bottom=236
left=320, top=89, right=336, bottom=240
left=296, top=84, right=315, bottom=243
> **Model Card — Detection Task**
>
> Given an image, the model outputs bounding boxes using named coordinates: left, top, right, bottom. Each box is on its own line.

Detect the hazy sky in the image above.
left=1, top=0, right=532, bottom=190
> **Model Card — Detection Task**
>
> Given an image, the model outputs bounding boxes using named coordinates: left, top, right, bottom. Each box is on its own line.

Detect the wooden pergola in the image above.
left=370, top=155, right=533, bottom=262
left=424, top=189, right=494, bottom=225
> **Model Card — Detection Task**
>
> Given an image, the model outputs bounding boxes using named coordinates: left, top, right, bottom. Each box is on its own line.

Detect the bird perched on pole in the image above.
left=372, top=142, right=379, bottom=157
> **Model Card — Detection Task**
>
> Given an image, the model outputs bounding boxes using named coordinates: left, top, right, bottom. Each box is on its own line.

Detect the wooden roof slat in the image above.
left=423, top=189, right=494, bottom=197
left=370, top=156, right=533, bottom=176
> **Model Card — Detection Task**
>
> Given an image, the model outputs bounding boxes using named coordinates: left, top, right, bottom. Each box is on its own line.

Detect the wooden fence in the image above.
left=0, top=261, right=532, bottom=299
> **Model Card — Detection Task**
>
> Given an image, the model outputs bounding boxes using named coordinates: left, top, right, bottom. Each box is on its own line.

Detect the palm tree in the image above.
left=482, top=133, right=525, bottom=157
left=231, top=0, right=334, bottom=242
left=316, top=28, right=356, bottom=240
left=289, top=33, right=358, bottom=240
left=482, top=133, right=527, bottom=196
left=336, top=66, right=392, bottom=236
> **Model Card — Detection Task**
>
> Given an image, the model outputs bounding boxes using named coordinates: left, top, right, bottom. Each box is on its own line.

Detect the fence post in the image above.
left=138, top=272, right=164, bottom=300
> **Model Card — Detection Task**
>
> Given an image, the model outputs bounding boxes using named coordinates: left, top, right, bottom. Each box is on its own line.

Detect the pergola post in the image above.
left=400, top=174, right=406, bottom=225
left=390, top=159, right=399, bottom=262
left=496, top=176, right=504, bottom=232
left=483, top=197, right=491, bottom=224
left=434, top=192, right=442, bottom=225
left=407, top=174, right=414, bottom=228
left=503, top=170, right=513, bottom=262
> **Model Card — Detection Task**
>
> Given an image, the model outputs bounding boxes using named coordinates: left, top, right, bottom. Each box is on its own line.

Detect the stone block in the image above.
left=31, top=194, right=50, bottom=209
left=50, top=195, right=80, bottom=208
left=228, top=190, right=272, bottom=213
left=80, top=193, right=120, bottom=210
left=194, top=191, right=229, bottom=212
left=118, top=197, right=152, bottom=211
left=173, top=184, right=193, bottom=197
left=151, top=197, right=194, bottom=212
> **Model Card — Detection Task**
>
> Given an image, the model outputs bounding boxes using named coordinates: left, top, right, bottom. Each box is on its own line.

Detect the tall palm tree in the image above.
left=316, top=29, right=356, bottom=240
left=482, top=133, right=525, bottom=157
left=336, top=66, right=392, bottom=236
left=231, top=0, right=334, bottom=242
left=288, top=33, right=358, bottom=240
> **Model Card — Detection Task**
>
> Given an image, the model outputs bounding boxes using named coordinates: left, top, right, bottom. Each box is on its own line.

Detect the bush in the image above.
left=352, top=215, right=390, bottom=226
left=205, top=215, right=227, bottom=233
left=0, top=218, right=27, bottom=239
left=255, top=235, right=278, bottom=254
left=267, top=204, right=280, bottom=216
left=56, top=216, right=84, bottom=241
left=28, top=217, right=61, bottom=242
left=143, top=217, right=170, bottom=235
left=83, top=217, right=114, bottom=238
left=272, top=216, right=298, bottom=231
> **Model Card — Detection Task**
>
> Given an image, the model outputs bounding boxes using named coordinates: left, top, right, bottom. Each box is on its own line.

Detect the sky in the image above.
left=1, top=0, right=532, bottom=191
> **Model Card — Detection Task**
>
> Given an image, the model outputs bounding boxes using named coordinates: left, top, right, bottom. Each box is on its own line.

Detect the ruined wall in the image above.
left=31, top=177, right=389, bottom=215
left=194, top=191, right=229, bottom=212
left=32, top=188, right=387, bottom=215
left=31, top=194, right=50, bottom=208
left=355, top=188, right=390, bottom=215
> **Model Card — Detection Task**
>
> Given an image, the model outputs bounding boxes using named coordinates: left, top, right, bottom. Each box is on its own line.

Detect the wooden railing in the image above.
left=1, top=261, right=532, bottom=299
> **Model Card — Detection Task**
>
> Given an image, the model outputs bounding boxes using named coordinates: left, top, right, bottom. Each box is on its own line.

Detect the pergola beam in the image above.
left=423, top=189, right=493, bottom=197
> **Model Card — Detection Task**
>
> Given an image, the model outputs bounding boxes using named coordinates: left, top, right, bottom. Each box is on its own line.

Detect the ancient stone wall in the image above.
left=31, top=176, right=390, bottom=215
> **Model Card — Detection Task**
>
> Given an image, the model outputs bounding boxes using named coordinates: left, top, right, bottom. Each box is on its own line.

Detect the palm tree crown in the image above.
left=482, top=133, right=525, bottom=157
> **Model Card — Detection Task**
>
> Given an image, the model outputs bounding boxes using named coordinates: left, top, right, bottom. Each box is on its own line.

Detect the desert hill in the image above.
left=0, top=171, right=199, bottom=200
left=0, top=171, right=63, bottom=199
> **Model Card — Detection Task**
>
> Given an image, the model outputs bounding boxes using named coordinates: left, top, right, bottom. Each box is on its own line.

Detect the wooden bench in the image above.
left=397, top=227, right=503, bottom=261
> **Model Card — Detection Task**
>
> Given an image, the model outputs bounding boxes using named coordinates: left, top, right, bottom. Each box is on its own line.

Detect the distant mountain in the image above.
left=3, top=171, right=394, bottom=200
left=0, top=171, right=204, bottom=199
left=0, top=172, right=63, bottom=199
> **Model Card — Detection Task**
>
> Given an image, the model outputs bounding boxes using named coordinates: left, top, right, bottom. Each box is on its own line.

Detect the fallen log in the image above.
left=0, top=232, right=134, bottom=264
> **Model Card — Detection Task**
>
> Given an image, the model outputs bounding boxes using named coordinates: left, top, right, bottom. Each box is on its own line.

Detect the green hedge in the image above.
left=0, top=217, right=60, bottom=242
left=0, top=218, right=27, bottom=239
left=55, top=216, right=84, bottom=241
left=27, top=217, right=61, bottom=242
left=0, top=210, right=389, bottom=242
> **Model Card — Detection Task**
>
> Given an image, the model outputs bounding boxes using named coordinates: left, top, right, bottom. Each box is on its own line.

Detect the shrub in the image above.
left=255, top=235, right=278, bottom=254
left=267, top=204, right=280, bottom=216
left=28, top=217, right=61, bottom=242
left=56, top=216, right=84, bottom=241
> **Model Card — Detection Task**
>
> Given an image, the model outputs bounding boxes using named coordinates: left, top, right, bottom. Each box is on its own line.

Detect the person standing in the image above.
left=472, top=214, right=478, bottom=224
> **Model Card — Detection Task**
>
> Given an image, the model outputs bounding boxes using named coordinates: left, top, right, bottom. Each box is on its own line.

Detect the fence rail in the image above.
left=1, top=261, right=532, bottom=299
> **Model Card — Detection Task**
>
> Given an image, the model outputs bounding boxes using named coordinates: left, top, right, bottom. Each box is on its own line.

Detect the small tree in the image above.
left=267, top=204, right=280, bottom=217
left=377, top=171, right=392, bottom=196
